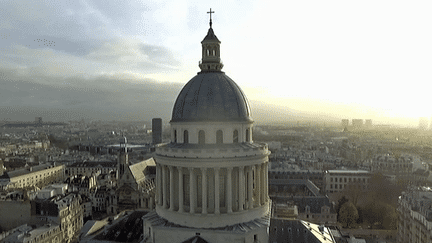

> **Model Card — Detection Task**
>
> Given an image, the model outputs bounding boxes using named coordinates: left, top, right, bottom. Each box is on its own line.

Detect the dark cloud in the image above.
left=0, top=67, right=183, bottom=121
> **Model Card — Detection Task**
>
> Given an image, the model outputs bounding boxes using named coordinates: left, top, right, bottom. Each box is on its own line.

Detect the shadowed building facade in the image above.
left=143, top=12, right=271, bottom=243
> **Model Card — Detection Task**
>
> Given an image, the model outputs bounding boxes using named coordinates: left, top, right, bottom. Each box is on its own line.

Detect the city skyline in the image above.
left=1, top=0, right=431, bottom=127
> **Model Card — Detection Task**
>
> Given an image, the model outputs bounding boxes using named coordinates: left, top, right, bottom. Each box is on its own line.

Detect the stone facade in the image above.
left=398, top=188, right=432, bottom=243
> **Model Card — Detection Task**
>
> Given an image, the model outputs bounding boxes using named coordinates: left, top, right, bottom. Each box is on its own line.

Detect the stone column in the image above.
left=201, top=168, right=207, bottom=214
left=247, top=166, right=253, bottom=209
left=169, top=166, right=174, bottom=211
left=178, top=167, right=184, bottom=213
left=265, top=162, right=269, bottom=201
left=227, top=167, right=233, bottom=213
left=255, top=164, right=261, bottom=206
left=239, top=166, right=244, bottom=211
left=157, top=164, right=162, bottom=205
left=214, top=167, right=220, bottom=214
left=261, top=163, right=265, bottom=205
left=189, top=168, right=195, bottom=214
left=162, top=165, right=167, bottom=208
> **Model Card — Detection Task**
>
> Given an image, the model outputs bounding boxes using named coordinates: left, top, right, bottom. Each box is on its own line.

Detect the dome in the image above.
left=171, top=71, right=252, bottom=122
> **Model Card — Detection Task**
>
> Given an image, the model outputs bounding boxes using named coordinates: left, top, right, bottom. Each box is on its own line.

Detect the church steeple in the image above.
left=199, top=8, right=223, bottom=72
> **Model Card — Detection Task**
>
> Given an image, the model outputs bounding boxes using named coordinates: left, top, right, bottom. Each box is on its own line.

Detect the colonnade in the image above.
left=156, top=163, right=269, bottom=215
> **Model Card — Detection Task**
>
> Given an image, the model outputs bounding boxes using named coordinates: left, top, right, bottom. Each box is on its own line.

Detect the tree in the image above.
left=342, top=183, right=363, bottom=206
left=338, top=202, right=359, bottom=228
left=363, top=202, right=397, bottom=229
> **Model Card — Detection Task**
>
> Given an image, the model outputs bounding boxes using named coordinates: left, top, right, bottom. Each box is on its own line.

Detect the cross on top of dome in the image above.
left=207, top=8, right=214, bottom=28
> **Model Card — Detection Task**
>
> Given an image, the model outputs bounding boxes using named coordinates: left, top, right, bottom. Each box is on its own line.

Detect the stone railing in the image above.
left=156, top=143, right=269, bottom=159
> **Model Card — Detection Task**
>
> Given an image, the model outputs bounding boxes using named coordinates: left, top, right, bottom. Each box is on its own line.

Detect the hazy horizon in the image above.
left=1, top=1, right=431, bottom=128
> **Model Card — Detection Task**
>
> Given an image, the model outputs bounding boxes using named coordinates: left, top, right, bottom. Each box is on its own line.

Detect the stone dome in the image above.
left=171, top=71, right=252, bottom=122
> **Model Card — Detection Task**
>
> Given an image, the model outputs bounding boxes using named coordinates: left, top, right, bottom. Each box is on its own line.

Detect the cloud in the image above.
left=0, top=67, right=184, bottom=121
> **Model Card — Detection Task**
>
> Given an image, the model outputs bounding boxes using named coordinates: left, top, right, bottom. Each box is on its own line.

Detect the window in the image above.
left=216, top=130, right=223, bottom=144
left=184, top=130, right=189, bottom=144
left=198, top=130, right=205, bottom=144
left=233, top=130, right=239, bottom=143
left=174, top=130, right=177, bottom=143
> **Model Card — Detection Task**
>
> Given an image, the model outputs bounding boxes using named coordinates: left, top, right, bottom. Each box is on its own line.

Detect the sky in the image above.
left=1, top=0, right=431, bottom=127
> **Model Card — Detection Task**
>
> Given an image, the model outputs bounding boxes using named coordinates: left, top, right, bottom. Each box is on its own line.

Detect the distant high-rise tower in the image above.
left=341, top=119, right=349, bottom=128
left=152, top=118, right=162, bottom=144
left=35, top=117, right=42, bottom=125
left=365, top=119, right=372, bottom=127
left=419, top=117, right=428, bottom=130
left=352, top=119, right=363, bottom=128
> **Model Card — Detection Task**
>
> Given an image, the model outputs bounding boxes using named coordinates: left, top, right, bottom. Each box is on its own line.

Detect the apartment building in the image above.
left=324, top=170, right=370, bottom=194
left=0, top=163, right=65, bottom=190
left=398, top=187, right=432, bottom=243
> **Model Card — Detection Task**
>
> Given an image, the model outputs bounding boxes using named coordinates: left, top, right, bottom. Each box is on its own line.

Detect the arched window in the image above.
left=216, top=130, right=223, bottom=144
left=206, top=49, right=210, bottom=56
left=198, top=130, right=205, bottom=144
left=184, top=130, right=189, bottom=144
left=233, top=130, right=239, bottom=143
left=173, top=130, right=177, bottom=143
left=246, top=128, right=250, bottom=142
left=212, top=49, right=216, bottom=56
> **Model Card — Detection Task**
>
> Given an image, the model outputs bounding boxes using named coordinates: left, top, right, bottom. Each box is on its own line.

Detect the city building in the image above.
left=31, top=193, right=84, bottom=242
left=324, top=170, right=370, bottom=194
left=0, top=163, right=65, bottom=190
left=0, top=223, right=63, bottom=243
left=364, top=119, right=372, bottom=128
left=0, top=192, right=83, bottom=242
left=107, top=141, right=155, bottom=214
left=371, top=154, right=413, bottom=182
left=143, top=13, right=271, bottom=243
left=66, top=161, right=117, bottom=177
left=152, top=118, right=162, bottom=145
left=341, top=119, right=349, bottom=128
left=269, top=167, right=325, bottom=191
left=269, top=202, right=336, bottom=243
left=419, top=117, right=429, bottom=130
left=269, top=179, right=337, bottom=226
left=352, top=119, right=363, bottom=129
left=398, top=187, right=432, bottom=243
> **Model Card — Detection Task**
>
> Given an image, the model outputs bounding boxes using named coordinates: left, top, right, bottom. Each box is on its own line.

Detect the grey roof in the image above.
left=269, top=219, right=335, bottom=243
left=276, top=196, right=336, bottom=214
left=171, top=72, right=252, bottom=123
left=202, top=27, right=220, bottom=43
left=0, top=163, right=59, bottom=179
left=68, top=161, right=117, bottom=168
